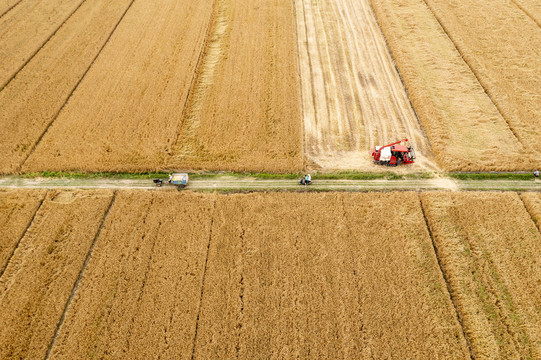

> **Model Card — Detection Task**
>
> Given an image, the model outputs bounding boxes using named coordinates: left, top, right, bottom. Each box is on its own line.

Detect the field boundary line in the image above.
left=0, top=190, right=47, bottom=279
left=0, top=0, right=87, bottom=92
left=418, top=196, right=474, bottom=358
left=518, top=193, right=541, bottom=234
left=44, top=191, right=117, bottom=360
left=291, top=0, right=306, bottom=171
left=368, top=0, right=433, bottom=150
left=190, top=195, right=217, bottom=359
left=511, top=0, right=541, bottom=29
left=16, top=0, right=137, bottom=173
left=166, top=0, right=217, bottom=161
left=419, top=0, right=522, bottom=146
left=0, top=0, right=23, bottom=20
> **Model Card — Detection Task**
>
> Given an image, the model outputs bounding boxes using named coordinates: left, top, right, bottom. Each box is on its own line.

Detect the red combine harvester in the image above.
left=371, top=138, right=415, bottom=166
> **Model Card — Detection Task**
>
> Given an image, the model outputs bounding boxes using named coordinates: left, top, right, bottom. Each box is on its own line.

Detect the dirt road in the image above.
left=294, top=0, right=436, bottom=171
left=0, top=176, right=539, bottom=192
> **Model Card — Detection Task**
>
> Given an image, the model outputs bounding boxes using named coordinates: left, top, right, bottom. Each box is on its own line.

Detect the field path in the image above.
left=294, top=0, right=435, bottom=171
left=0, top=176, right=540, bottom=192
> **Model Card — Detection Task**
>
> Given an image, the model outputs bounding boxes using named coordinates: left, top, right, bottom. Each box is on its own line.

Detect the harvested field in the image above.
left=48, top=191, right=215, bottom=359
left=194, top=192, right=468, bottom=358
left=0, top=189, right=45, bottom=274
left=421, top=192, right=541, bottom=358
left=422, top=0, right=541, bottom=169
left=0, top=0, right=134, bottom=173
left=169, top=0, right=302, bottom=173
left=0, top=0, right=84, bottom=89
left=0, top=190, right=113, bottom=360
left=371, top=0, right=531, bottom=171
left=295, top=0, right=435, bottom=171
left=23, top=1, right=214, bottom=172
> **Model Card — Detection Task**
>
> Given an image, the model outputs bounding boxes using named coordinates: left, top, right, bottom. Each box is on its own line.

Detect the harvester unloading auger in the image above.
left=371, top=138, right=415, bottom=166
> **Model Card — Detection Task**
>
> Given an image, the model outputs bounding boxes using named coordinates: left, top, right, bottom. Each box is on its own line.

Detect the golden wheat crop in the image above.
left=22, top=1, right=214, bottom=172
left=193, top=192, right=468, bottom=358
left=0, top=189, right=46, bottom=272
left=421, top=192, right=541, bottom=359
left=0, top=0, right=83, bottom=89
left=520, top=192, right=541, bottom=231
left=0, top=190, right=113, bottom=359
left=512, top=0, right=541, bottom=25
left=169, top=0, right=302, bottom=173
left=371, top=0, right=532, bottom=171
left=49, top=191, right=215, bottom=359
left=422, top=0, right=541, bottom=169
left=0, top=0, right=133, bottom=173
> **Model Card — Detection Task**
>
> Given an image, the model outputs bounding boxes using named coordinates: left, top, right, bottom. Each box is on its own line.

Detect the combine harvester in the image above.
left=371, top=138, right=415, bottom=166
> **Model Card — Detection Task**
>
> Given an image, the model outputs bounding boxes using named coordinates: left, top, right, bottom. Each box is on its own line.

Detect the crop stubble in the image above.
left=370, top=0, right=530, bottom=171
left=0, top=0, right=134, bottom=173
left=421, top=192, right=541, bottom=358
left=0, top=190, right=113, bottom=359
left=48, top=191, right=215, bottom=359
left=193, top=192, right=468, bottom=358
left=0, top=0, right=84, bottom=89
left=170, top=0, right=302, bottom=173
left=295, top=0, right=436, bottom=172
left=422, top=0, right=541, bottom=169
left=0, top=189, right=46, bottom=273
left=23, top=1, right=214, bottom=172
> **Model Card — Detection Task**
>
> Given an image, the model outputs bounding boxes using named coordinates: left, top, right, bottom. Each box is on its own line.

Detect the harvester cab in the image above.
left=371, top=138, right=415, bottom=166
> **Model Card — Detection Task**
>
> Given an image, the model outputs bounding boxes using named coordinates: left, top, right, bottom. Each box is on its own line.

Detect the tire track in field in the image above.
left=0, top=0, right=23, bottom=19
left=420, top=0, right=523, bottom=145
left=17, top=0, right=137, bottom=173
left=0, top=190, right=46, bottom=279
left=44, top=191, right=117, bottom=360
left=0, top=0, right=87, bottom=92
left=190, top=195, right=217, bottom=360
left=295, top=0, right=437, bottom=171
left=418, top=196, right=474, bottom=358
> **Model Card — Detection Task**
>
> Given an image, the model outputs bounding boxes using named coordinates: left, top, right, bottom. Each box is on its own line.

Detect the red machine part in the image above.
left=370, top=138, right=416, bottom=166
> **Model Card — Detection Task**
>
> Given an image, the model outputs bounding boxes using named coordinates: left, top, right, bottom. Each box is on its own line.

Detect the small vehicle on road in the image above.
left=153, top=173, right=189, bottom=190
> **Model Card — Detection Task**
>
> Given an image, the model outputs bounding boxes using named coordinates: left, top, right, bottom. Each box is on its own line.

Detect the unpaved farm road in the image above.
left=0, top=176, right=539, bottom=192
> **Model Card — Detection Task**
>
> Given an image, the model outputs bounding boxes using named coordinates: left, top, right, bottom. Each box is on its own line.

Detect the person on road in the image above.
left=534, top=170, right=539, bottom=178
left=305, top=173, right=312, bottom=184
